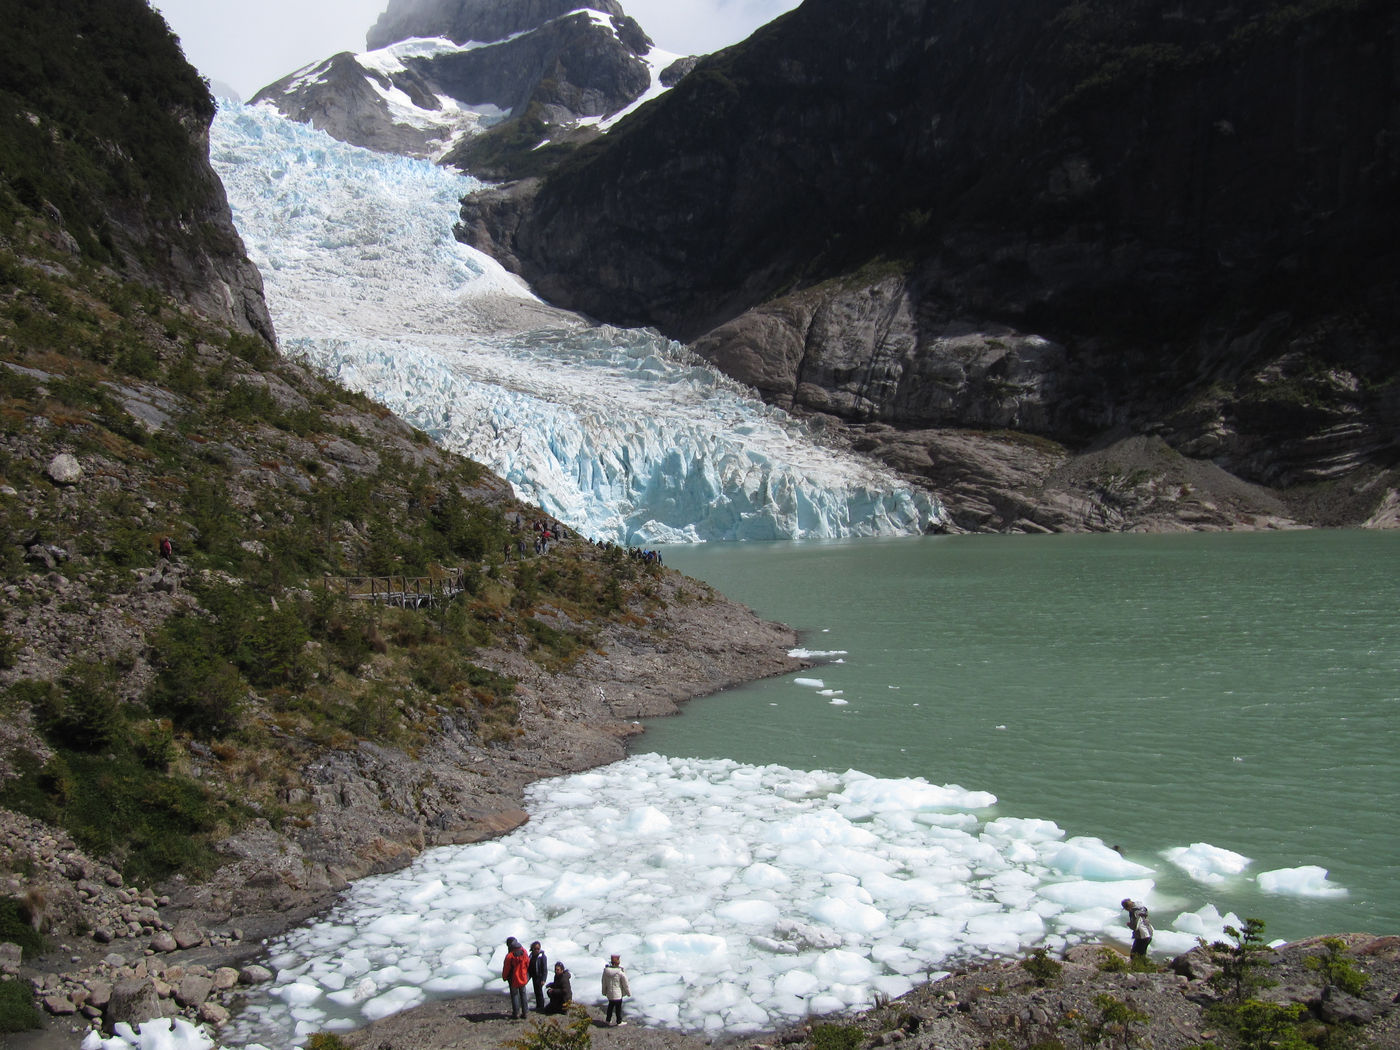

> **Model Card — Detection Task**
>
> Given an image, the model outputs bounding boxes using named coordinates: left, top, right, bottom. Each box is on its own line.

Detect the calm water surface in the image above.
left=652, top=530, right=1399, bottom=945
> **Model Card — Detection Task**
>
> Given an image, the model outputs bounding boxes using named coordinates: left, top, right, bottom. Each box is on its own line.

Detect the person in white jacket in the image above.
left=601, top=953, right=631, bottom=1026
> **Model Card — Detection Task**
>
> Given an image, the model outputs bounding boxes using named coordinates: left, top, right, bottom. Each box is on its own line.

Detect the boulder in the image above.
left=46, top=453, right=82, bottom=484
left=198, top=1001, right=230, bottom=1026
left=175, top=974, right=214, bottom=1009
left=171, top=917, right=203, bottom=950
left=238, top=964, right=274, bottom=985
left=106, top=978, right=162, bottom=1029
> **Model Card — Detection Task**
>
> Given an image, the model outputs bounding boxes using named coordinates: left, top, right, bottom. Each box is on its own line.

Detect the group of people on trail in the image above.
left=501, top=938, right=629, bottom=1024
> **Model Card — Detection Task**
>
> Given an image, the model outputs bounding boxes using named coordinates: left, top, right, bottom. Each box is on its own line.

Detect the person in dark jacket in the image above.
left=502, top=936, right=531, bottom=1018
left=544, top=961, right=572, bottom=1014
left=529, top=940, right=549, bottom=1011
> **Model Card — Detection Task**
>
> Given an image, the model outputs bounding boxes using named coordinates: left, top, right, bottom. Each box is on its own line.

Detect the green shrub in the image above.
left=146, top=614, right=246, bottom=739
left=34, top=661, right=122, bottom=751
left=503, top=1005, right=593, bottom=1050
left=1084, top=994, right=1149, bottom=1049
left=811, top=1024, right=865, bottom=1050
left=0, top=897, right=46, bottom=957
left=1021, top=947, right=1063, bottom=986
left=0, top=978, right=42, bottom=1034
left=1304, top=937, right=1368, bottom=996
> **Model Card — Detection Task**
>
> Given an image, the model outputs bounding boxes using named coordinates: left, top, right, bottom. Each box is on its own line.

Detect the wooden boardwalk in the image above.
left=322, top=567, right=468, bottom=608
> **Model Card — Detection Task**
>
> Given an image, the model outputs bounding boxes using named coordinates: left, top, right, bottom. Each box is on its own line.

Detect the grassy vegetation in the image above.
left=0, top=977, right=42, bottom=1034
left=0, top=169, right=669, bottom=888
left=0, top=0, right=216, bottom=264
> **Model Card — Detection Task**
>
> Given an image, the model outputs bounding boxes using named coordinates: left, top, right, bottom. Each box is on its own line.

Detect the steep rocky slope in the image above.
left=458, top=0, right=1400, bottom=531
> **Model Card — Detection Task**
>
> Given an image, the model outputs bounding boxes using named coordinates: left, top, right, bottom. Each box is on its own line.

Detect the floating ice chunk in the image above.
left=829, top=697, right=850, bottom=705
left=625, top=805, right=673, bottom=834
left=1049, top=838, right=1155, bottom=879
left=274, top=981, right=325, bottom=1007
left=808, top=896, right=888, bottom=934
left=82, top=1017, right=217, bottom=1050
left=363, top=985, right=425, bottom=1021
left=1162, top=843, right=1252, bottom=884
left=983, top=817, right=1066, bottom=843
left=1039, top=878, right=1154, bottom=910
left=837, top=774, right=996, bottom=813
left=717, top=899, right=781, bottom=925
left=1170, top=903, right=1243, bottom=942
left=1257, top=865, right=1348, bottom=898
left=794, top=677, right=825, bottom=688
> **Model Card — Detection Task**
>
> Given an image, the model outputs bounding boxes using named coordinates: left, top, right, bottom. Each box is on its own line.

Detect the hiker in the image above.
left=502, top=936, right=531, bottom=1018
left=543, top=961, right=572, bottom=1014
left=601, top=953, right=630, bottom=1026
left=1122, top=898, right=1153, bottom=957
left=158, top=536, right=173, bottom=561
left=529, top=940, right=549, bottom=1011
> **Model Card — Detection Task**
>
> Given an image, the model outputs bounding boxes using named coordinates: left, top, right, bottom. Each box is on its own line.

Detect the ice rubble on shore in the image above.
left=87, top=754, right=1344, bottom=1050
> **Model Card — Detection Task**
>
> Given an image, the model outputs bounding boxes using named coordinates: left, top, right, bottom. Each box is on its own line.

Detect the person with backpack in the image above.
left=502, top=936, right=531, bottom=1018
left=1121, top=898, right=1153, bottom=957
left=529, top=940, right=549, bottom=1011
left=601, top=953, right=631, bottom=1026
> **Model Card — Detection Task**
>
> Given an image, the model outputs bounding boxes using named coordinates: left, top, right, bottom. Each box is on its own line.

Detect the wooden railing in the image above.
left=321, top=567, right=468, bottom=608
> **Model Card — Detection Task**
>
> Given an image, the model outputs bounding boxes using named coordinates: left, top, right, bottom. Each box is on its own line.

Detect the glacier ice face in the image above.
left=211, top=102, right=944, bottom=544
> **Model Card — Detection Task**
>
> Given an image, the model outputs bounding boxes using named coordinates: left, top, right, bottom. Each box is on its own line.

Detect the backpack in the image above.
left=1132, top=908, right=1153, bottom=938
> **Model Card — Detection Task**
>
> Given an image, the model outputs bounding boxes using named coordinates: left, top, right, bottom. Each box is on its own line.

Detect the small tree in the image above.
left=1206, top=918, right=1275, bottom=1002
left=1084, top=993, right=1149, bottom=1050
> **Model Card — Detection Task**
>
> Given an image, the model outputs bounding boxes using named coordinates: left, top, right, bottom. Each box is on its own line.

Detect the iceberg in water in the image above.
left=210, top=102, right=944, bottom=543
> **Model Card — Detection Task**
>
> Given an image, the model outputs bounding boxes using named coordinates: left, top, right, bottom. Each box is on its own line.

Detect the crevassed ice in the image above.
left=217, top=754, right=1242, bottom=1049
left=210, top=102, right=944, bottom=544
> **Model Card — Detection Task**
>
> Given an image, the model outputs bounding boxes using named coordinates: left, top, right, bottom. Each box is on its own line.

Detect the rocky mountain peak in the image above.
left=366, top=0, right=630, bottom=50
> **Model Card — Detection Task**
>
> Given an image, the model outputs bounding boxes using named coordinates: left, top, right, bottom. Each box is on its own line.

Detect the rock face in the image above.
left=0, top=1, right=274, bottom=346
left=252, top=0, right=659, bottom=172
left=458, top=0, right=1400, bottom=527
left=366, top=0, right=626, bottom=50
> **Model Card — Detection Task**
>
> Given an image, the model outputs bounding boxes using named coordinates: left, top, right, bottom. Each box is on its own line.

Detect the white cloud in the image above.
left=150, top=0, right=803, bottom=101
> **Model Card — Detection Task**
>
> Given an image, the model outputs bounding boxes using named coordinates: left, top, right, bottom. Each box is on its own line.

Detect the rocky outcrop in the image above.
left=253, top=0, right=660, bottom=172
left=366, top=0, right=626, bottom=50
left=458, top=0, right=1400, bottom=529
left=0, top=1, right=274, bottom=346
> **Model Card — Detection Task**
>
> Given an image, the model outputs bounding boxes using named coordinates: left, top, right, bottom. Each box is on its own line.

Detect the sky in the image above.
left=150, top=0, right=804, bottom=100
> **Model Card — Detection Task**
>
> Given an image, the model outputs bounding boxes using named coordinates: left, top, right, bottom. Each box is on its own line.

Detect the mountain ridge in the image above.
left=251, top=0, right=679, bottom=176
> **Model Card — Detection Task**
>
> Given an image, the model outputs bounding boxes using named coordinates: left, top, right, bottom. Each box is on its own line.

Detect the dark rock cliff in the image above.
left=458, top=0, right=1400, bottom=529
left=0, top=0, right=273, bottom=345
left=366, top=0, right=627, bottom=50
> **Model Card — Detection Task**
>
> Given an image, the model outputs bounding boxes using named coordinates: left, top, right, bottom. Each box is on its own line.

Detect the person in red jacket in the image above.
left=502, top=936, right=531, bottom=1018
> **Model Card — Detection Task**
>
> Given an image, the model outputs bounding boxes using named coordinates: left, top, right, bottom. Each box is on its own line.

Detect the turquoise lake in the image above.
left=650, top=530, right=1400, bottom=945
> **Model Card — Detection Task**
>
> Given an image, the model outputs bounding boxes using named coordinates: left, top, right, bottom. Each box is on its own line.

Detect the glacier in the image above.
left=210, top=101, right=945, bottom=544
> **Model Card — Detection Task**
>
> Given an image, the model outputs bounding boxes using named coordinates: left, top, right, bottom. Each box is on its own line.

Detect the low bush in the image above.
left=0, top=978, right=42, bottom=1034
